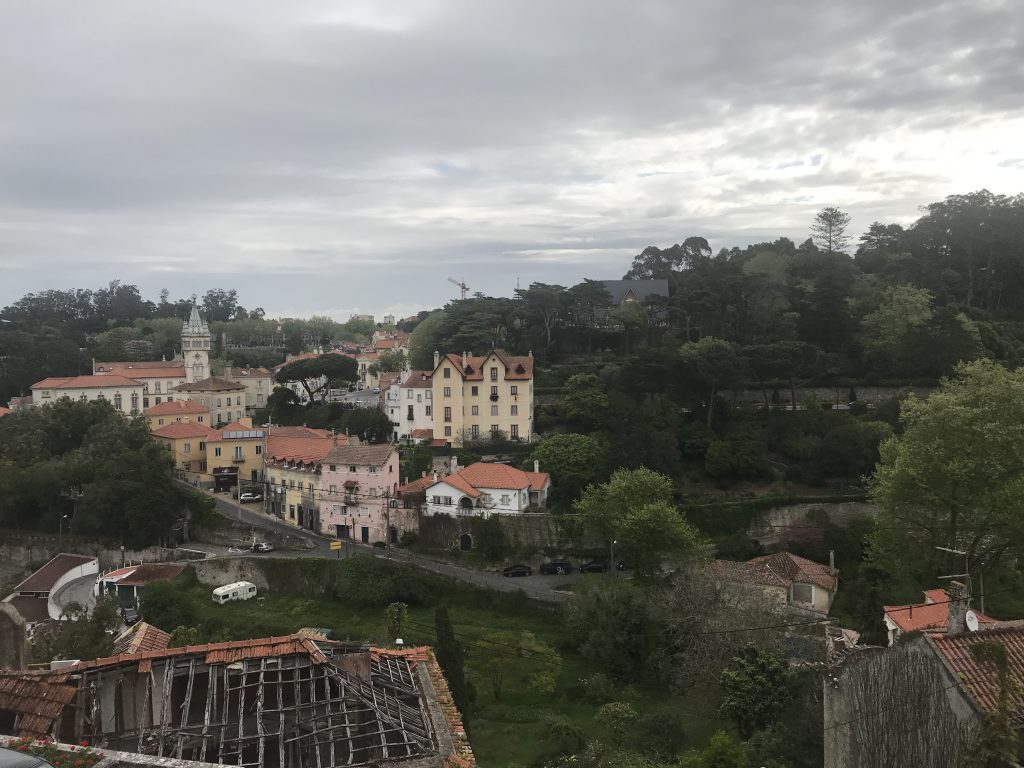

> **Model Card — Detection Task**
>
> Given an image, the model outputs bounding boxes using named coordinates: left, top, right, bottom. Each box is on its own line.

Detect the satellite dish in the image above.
left=966, top=610, right=980, bottom=632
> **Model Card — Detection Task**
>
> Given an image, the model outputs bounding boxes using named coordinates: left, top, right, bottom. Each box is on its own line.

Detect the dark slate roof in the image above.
left=599, top=279, right=670, bottom=305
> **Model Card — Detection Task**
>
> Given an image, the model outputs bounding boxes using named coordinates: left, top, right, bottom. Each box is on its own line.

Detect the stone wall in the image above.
left=417, top=512, right=580, bottom=553
left=750, top=502, right=878, bottom=546
left=0, top=602, right=27, bottom=669
left=0, top=534, right=206, bottom=577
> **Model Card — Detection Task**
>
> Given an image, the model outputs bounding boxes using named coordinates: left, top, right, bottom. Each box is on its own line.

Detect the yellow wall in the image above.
left=431, top=353, right=533, bottom=446
left=152, top=434, right=207, bottom=478
left=266, top=465, right=321, bottom=527
left=145, top=410, right=210, bottom=432
left=207, top=437, right=263, bottom=484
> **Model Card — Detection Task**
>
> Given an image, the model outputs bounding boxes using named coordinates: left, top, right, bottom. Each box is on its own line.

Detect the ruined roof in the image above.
left=266, top=434, right=336, bottom=464
left=0, top=670, right=77, bottom=738
left=172, top=376, right=245, bottom=392
left=112, top=621, right=172, bottom=655
left=884, top=589, right=997, bottom=634
left=323, top=442, right=395, bottom=468
left=748, top=551, right=838, bottom=591
left=705, top=559, right=791, bottom=589
left=151, top=421, right=216, bottom=439
left=13, top=554, right=96, bottom=594
left=144, top=399, right=209, bottom=416
left=32, top=375, right=142, bottom=390
left=930, top=625, right=1024, bottom=726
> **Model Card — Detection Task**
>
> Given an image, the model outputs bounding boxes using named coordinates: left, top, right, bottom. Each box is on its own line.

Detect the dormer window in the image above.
left=490, top=367, right=498, bottom=381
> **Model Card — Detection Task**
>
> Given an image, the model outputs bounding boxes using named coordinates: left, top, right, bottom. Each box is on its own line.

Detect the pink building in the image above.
left=319, top=442, right=412, bottom=545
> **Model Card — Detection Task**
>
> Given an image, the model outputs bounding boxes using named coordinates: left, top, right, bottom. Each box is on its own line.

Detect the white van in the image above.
left=212, top=581, right=257, bottom=604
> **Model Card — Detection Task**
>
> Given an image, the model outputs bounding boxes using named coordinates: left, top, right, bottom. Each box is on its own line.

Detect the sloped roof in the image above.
left=748, top=551, right=838, bottom=591
left=144, top=399, right=209, bottom=416
left=14, top=553, right=96, bottom=593
left=428, top=462, right=551, bottom=496
left=0, top=406, right=11, bottom=417
left=397, top=476, right=434, bottom=494
left=266, top=434, right=336, bottom=463
left=599, top=279, right=670, bottom=304
left=32, top=375, right=142, bottom=390
left=99, top=563, right=186, bottom=587
left=228, top=366, right=273, bottom=377
left=434, top=350, right=534, bottom=381
left=151, top=421, right=216, bottom=439
left=182, top=303, right=209, bottom=335
left=402, top=371, right=433, bottom=389
left=206, top=421, right=265, bottom=442
left=0, top=669, right=77, bottom=737
left=323, top=442, right=396, bottom=467
left=172, top=376, right=245, bottom=392
left=705, top=559, right=791, bottom=589
left=95, top=359, right=184, bottom=371
left=267, top=425, right=333, bottom=439
left=884, top=589, right=997, bottom=634
left=930, top=625, right=1024, bottom=726
left=5, top=595, right=50, bottom=623
left=95, top=363, right=186, bottom=379
left=112, top=621, right=171, bottom=655
left=409, top=428, right=433, bottom=439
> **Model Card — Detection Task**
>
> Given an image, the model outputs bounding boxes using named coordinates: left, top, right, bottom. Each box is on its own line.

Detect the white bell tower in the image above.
left=181, top=296, right=211, bottom=384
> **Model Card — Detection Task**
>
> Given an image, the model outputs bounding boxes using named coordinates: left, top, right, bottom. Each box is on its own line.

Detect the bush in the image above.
left=399, top=530, right=418, bottom=547
left=578, top=672, right=618, bottom=704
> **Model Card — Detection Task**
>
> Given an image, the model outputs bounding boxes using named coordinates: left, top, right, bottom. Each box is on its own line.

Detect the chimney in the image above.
left=528, top=350, right=533, bottom=358
left=433, top=350, right=440, bottom=368
left=829, top=550, right=836, bottom=573
left=534, top=460, right=540, bottom=473
left=421, top=470, right=426, bottom=478
left=462, top=351, right=468, bottom=368
left=432, top=471, right=438, bottom=482
left=946, top=581, right=968, bottom=635
left=451, top=456, right=458, bottom=473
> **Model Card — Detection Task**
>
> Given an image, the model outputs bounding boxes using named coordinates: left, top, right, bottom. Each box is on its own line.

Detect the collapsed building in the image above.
left=0, top=628, right=473, bottom=768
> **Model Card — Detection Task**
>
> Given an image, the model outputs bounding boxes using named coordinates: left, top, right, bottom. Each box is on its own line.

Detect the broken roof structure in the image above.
left=0, top=633, right=472, bottom=767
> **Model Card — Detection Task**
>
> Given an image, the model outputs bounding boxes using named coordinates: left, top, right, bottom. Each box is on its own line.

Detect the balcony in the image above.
left=231, top=456, right=245, bottom=464
left=489, top=394, right=499, bottom=401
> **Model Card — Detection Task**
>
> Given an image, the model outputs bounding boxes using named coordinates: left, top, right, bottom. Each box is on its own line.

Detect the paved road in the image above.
left=51, top=574, right=96, bottom=613
left=183, top=482, right=604, bottom=602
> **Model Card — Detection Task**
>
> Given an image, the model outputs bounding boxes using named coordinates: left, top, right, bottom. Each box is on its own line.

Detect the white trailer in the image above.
left=212, top=581, right=257, bottom=604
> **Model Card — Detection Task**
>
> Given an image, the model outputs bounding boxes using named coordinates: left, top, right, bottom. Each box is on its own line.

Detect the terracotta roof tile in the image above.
left=431, top=462, right=549, bottom=494
left=409, top=428, right=433, bottom=439
left=144, top=399, right=209, bottom=416
left=266, top=434, right=336, bottom=464
left=930, top=625, right=1024, bottom=726
left=323, top=442, right=396, bottom=467
left=0, top=671, right=77, bottom=737
left=102, top=563, right=186, bottom=587
left=398, top=476, right=435, bottom=494
left=95, top=364, right=186, bottom=379
left=884, top=590, right=997, bottom=634
left=748, top=551, right=838, bottom=591
left=227, top=366, right=273, bottom=377
left=402, top=371, right=433, bottom=389
left=433, top=350, right=533, bottom=382
left=0, top=406, right=14, bottom=417
left=266, top=425, right=333, bottom=438
left=112, top=622, right=172, bottom=655
left=705, top=559, right=791, bottom=589
left=32, top=375, right=142, bottom=389
left=172, top=376, right=245, bottom=392
left=14, top=553, right=96, bottom=593
left=151, top=421, right=217, bottom=439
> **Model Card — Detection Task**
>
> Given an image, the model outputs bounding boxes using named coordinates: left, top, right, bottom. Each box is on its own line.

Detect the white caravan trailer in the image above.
left=212, top=581, right=257, bottom=604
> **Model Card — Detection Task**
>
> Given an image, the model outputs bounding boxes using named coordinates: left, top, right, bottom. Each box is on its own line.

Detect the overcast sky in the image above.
left=1, top=1, right=1022, bottom=321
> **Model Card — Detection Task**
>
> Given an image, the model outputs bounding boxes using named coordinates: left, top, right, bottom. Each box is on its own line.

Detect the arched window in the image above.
left=113, top=393, right=122, bottom=411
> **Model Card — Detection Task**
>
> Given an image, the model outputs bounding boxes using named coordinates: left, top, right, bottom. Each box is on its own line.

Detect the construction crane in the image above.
left=447, top=277, right=469, bottom=300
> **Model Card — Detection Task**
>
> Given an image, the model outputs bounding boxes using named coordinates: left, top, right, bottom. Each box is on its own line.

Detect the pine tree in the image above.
left=810, top=206, right=852, bottom=255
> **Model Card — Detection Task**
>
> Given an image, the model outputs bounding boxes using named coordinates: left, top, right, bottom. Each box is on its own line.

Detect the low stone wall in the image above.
left=723, top=385, right=932, bottom=406
left=0, top=534, right=206, bottom=575
left=417, top=512, right=580, bottom=553
left=192, top=558, right=271, bottom=591
left=749, top=501, right=878, bottom=546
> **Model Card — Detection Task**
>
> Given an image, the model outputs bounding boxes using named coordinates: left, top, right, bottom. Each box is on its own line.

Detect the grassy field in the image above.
left=159, top=558, right=729, bottom=767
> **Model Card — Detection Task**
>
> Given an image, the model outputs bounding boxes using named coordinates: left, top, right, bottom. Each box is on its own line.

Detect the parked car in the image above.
left=579, top=559, right=609, bottom=573
left=251, top=542, right=275, bottom=553
left=501, top=563, right=532, bottom=577
left=239, top=491, right=263, bottom=503
left=539, top=560, right=573, bottom=575
left=122, top=606, right=140, bottom=626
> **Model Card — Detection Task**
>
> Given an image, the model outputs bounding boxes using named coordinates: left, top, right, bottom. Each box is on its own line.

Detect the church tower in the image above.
left=181, top=297, right=211, bottom=383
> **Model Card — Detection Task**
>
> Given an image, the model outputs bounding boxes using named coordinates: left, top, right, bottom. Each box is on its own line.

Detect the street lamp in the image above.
left=610, top=539, right=617, bottom=572
left=59, top=515, right=69, bottom=548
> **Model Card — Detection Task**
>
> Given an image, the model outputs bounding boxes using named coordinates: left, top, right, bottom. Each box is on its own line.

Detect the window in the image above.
left=330, top=485, right=337, bottom=494
left=155, top=396, right=162, bottom=404
left=184, top=442, right=191, bottom=454
left=510, top=424, right=519, bottom=439
left=214, top=447, right=222, bottom=457
left=471, top=425, right=479, bottom=438
left=258, top=380, right=264, bottom=388
left=332, top=504, right=341, bottom=514
left=792, top=584, right=814, bottom=604
left=368, top=466, right=378, bottom=474
left=143, top=397, right=150, bottom=408
left=234, top=446, right=243, bottom=461
left=158, top=418, right=165, bottom=426
left=407, top=405, right=414, bottom=419
left=217, top=398, right=222, bottom=407
left=236, top=396, right=241, bottom=405
left=255, top=445, right=262, bottom=455
left=511, top=405, right=518, bottom=415
left=289, top=479, right=296, bottom=489
left=490, top=367, right=498, bottom=381
left=349, top=466, right=356, bottom=473
left=114, top=393, right=122, bottom=411
left=471, top=385, right=478, bottom=396
left=501, top=494, right=511, bottom=505
left=155, top=382, right=161, bottom=394
left=444, top=406, right=452, bottom=422
left=329, top=464, right=336, bottom=472
left=511, top=385, right=518, bottom=396
left=491, top=424, right=499, bottom=434
left=257, top=394, right=264, bottom=404
left=130, top=393, right=139, bottom=411
left=425, top=390, right=431, bottom=399
left=444, top=426, right=452, bottom=437
left=198, top=415, right=204, bottom=422
left=490, top=405, right=498, bottom=416
left=417, top=393, right=422, bottom=402
left=289, top=505, right=295, bottom=519
left=425, top=405, right=432, bottom=416
left=443, top=386, right=451, bottom=397
left=359, top=507, right=370, bottom=517
left=443, top=367, right=451, bottom=379
left=490, top=385, right=498, bottom=397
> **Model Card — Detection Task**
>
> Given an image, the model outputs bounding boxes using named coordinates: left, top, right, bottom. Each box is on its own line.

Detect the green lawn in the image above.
left=161, top=561, right=728, bottom=767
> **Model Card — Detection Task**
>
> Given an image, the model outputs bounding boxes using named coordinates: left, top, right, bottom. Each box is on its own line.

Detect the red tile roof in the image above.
left=228, top=366, right=273, bottom=377
left=0, top=670, right=77, bottom=737
left=95, top=359, right=184, bottom=371
left=112, top=622, right=172, bottom=655
left=323, top=442, right=396, bottom=467
left=884, top=590, right=997, bottom=634
left=99, top=563, right=186, bottom=587
left=266, top=434, right=336, bottom=464
left=95, top=363, right=186, bottom=379
left=151, top=421, right=217, bottom=439
left=14, top=553, right=96, bottom=594
left=409, top=428, right=433, bottom=439
left=397, top=476, right=435, bottom=494
left=32, top=375, right=142, bottom=389
left=402, top=371, right=433, bottom=389
left=172, top=376, right=245, bottom=392
left=705, top=559, right=791, bottom=589
left=748, top=552, right=838, bottom=591
left=266, top=425, right=333, bottom=439
left=0, top=406, right=11, bottom=417
left=206, top=421, right=265, bottom=442
left=431, top=462, right=550, bottom=495
left=433, top=350, right=534, bottom=381
left=144, top=399, right=209, bottom=416
left=930, top=625, right=1024, bottom=726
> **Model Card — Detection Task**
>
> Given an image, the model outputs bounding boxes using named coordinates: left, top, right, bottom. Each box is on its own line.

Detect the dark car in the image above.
left=502, top=563, right=532, bottom=577
left=539, top=560, right=573, bottom=576
left=239, top=491, right=263, bottom=503
left=251, top=542, right=275, bottom=553
left=579, top=559, right=609, bottom=573
left=122, top=606, right=140, bottom=626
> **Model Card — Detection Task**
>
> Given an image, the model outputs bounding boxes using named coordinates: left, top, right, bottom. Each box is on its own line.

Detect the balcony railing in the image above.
left=489, top=394, right=499, bottom=401
left=231, top=456, right=245, bottom=463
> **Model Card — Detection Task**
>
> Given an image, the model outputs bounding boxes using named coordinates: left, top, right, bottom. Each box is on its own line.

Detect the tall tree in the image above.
left=810, top=206, right=852, bottom=255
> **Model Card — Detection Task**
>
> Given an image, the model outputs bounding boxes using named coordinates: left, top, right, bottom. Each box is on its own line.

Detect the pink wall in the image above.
left=319, top=449, right=401, bottom=544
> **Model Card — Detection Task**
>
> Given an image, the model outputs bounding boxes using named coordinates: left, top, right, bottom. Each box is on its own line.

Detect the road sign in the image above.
left=329, top=540, right=342, bottom=551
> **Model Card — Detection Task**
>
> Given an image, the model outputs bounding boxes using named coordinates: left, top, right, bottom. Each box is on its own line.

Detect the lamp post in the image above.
left=610, top=539, right=617, bottom=573
left=59, top=515, right=69, bottom=548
